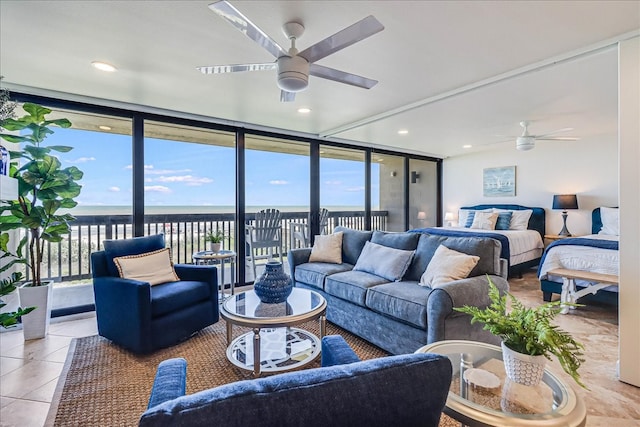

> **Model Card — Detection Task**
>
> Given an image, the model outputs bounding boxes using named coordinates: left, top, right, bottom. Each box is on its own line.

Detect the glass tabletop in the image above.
left=417, top=340, right=585, bottom=426
left=222, top=288, right=325, bottom=322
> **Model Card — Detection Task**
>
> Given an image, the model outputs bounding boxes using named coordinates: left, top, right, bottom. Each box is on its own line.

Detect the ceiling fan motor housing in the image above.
left=277, top=55, right=309, bottom=92
left=516, top=136, right=535, bottom=151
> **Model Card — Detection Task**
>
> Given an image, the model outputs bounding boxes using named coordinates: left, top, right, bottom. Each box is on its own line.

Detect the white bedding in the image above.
left=435, top=227, right=544, bottom=265
left=538, top=234, right=619, bottom=291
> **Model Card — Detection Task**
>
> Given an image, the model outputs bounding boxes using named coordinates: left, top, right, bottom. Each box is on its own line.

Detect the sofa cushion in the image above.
left=334, top=226, right=373, bottom=265
left=419, top=245, right=480, bottom=288
left=365, top=281, right=433, bottom=329
left=103, top=234, right=166, bottom=277
left=151, top=280, right=212, bottom=317
left=309, top=232, right=343, bottom=264
left=371, top=230, right=420, bottom=250
left=325, top=270, right=389, bottom=307
left=353, top=241, right=415, bottom=281
left=294, top=262, right=354, bottom=290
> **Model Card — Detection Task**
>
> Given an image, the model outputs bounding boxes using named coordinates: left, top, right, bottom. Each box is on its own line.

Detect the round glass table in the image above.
left=220, top=288, right=326, bottom=375
left=416, top=340, right=586, bottom=427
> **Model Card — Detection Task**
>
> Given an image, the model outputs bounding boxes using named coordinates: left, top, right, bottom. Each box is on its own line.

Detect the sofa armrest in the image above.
left=321, top=335, right=361, bottom=367
left=499, top=258, right=508, bottom=279
left=146, top=358, right=187, bottom=409
left=287, top=248, right=312, bottom=278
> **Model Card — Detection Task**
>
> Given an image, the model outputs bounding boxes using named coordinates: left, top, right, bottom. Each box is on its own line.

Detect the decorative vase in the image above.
left=253, top=261, right=293, bottom=304
left=209, top=242, right=221, bottom=253
left=18, top=281, right=53, bottom=340
left=501, top=341, right=546, bottom=386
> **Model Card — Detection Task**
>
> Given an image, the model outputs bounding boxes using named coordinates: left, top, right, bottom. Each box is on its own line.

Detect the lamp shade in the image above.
left=444, top=212, right=454, bottom=221
left=552, top=194, right=578, bottom=210
left=417, top=211, right=427, bottom=220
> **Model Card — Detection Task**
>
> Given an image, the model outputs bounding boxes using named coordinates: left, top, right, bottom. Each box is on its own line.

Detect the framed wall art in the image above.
left=483, top=166, right=516, bottom=197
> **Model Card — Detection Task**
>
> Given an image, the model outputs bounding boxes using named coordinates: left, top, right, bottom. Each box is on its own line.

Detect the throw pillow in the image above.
left=470, top=211, right=499, bottom=230
left=599, top=207, right=619, bottom=236
left=419, top=245, right=480, bottom=288
left=103, top=234, right=166, bottom=277
left=463, top=211, right=475, bottom=228
left=309, top=232, right=343, bottom=263
left=494, top=211, right=513, bottom=230
left=458, top=209, right=473, bottom=227
left=353, top=241, right=415, bottom=281
left=506, top=209, right=533, bottom=230
left=114, top=248, right=179, bottom=286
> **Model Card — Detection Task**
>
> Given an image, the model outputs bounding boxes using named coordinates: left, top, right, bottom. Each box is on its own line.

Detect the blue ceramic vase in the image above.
left=254, top=261, right=293, bottom=304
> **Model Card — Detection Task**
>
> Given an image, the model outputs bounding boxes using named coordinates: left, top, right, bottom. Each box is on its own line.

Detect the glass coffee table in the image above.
left=416, top=340, right=586, bottom=427
left=220, top=288, right=326, bottom=375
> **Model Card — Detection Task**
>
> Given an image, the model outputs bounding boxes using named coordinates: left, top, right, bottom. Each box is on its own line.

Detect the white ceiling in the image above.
left=1, top=1, right=638, bottom=158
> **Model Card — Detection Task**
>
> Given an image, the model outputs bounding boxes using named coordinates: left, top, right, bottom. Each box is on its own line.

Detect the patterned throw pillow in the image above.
left=470, top=211, right=499, bottom=230
left=495, top=211, right=513, bottom=230
left=463, top=211, right=475, bottom=228
left=114, top=247, right=179, bottom=286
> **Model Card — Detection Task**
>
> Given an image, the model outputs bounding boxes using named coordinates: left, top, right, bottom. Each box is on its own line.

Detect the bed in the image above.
left=411, top=204, right=545, bottom=277
left=537, top=207, right=619, bottom=305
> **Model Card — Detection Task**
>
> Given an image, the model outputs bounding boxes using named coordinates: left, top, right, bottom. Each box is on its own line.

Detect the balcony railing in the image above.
left=13, top=210, right=388, bottom=284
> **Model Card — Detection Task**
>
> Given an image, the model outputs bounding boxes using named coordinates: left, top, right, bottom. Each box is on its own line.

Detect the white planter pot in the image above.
left=501, top=341, right=546, bottom=386
left=209, top=242, right=222, bottom=253
left=18, top=282, right=53, bottom=340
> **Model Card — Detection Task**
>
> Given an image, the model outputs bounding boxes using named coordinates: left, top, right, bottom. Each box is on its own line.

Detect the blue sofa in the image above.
left=139, top=335, right=452, bottom=427
left=289, top=227, right=509, bottom=355
left=90, top=234, right=219, bottom=354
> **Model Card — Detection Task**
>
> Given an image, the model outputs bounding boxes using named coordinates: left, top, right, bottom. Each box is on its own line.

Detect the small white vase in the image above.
left=209, top=242, right=221, bottom=253
left=18, top=282, right=53, bottom=340
left=501, top=341, right=546, bottom=386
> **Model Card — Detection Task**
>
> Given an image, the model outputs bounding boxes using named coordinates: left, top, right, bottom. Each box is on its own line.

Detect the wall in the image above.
left=442, top=135, right=618, bottom=235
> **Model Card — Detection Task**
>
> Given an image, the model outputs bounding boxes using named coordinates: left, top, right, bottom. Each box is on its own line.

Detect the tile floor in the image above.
left=1, top=272, right=639, bottom=427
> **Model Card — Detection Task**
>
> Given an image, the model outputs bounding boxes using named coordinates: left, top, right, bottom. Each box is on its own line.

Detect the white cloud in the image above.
left=67, top=157, right=96, bottom=164
left=108, top=186, right=120, bottom=192
left=324, top=180, right=342, bottom=185
left=345, top=186, right=365, bottom=192
left=125, top=164, right=154, bottom=170
left=144, top=185, right=171, bottom=193
left=154, top=175, right=213, bottom=186
left=269, top=180, right=288, bottom=185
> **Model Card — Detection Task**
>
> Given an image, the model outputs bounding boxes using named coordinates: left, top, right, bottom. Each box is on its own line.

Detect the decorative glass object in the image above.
left=253, top=261, right=293, bottom=304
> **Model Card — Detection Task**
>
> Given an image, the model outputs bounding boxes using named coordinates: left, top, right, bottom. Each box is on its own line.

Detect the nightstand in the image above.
left=544, top=234, right=577, bottom=248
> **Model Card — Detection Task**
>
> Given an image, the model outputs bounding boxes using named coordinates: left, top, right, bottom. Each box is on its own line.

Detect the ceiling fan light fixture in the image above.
left=277, top=56, right=309, bottom=92
left=516, top=136, right=535, bottom=151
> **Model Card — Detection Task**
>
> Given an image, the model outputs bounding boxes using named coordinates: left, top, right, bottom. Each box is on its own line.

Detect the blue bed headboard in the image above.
left=461, top=204, right=546, bottom=239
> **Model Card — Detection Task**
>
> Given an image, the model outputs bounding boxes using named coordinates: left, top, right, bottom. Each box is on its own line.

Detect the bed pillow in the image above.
left=309, top=232, right=343, bottom=263
left=353, top=241, right=415, bottom=281
left=599, top=207, right=619, bottom=236
left=458, top=209, right=473, bottom=227
left=470, top=211, right=499, bottom=230
left=494, top=211, right=513, bottom=230
left=507, top=209, right=533, bottom=230
left=114, top=248, right=179, bottom=286
left=419, top=245, right=480, bottom=288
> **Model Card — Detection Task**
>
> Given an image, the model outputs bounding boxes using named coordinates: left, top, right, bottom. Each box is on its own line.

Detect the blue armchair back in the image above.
left=140, top=335, right=452, bottom=427
left=91, top=234, right=219, bottom=354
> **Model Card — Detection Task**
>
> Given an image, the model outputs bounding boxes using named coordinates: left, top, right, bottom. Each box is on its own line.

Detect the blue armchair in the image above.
left=90, top=234, right=219, bottom=354
left=139, top=335, right=452, bottom=427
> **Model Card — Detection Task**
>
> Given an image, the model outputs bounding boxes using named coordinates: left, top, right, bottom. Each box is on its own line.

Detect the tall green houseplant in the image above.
left=0, top=103, right=83, bottom=287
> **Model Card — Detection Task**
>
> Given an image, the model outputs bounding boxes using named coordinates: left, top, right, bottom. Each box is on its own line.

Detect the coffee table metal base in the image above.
left=226, top=327, right=321, bottom=375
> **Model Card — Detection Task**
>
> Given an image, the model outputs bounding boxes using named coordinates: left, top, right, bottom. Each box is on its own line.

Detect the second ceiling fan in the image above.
left=198, top=0, right=384, bottom=102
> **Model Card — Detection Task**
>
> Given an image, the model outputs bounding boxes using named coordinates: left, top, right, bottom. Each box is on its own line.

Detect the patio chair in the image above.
left=290, top=208, right=330, bottom=249
left=246, top=209, right=283, bottom=279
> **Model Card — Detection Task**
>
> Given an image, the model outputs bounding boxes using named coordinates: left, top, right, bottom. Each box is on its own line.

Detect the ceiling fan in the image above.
left=507, top=121, right=579, bottom=151
left=197, top=0, right=384, bottom=102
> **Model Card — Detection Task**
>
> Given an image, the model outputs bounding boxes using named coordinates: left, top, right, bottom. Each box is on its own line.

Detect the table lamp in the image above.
left=552, top=194, right=578, bottom=236
left=444, top=212, right=454, bottom=227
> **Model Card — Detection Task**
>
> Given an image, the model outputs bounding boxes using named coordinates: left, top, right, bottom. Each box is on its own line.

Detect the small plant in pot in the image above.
left=205, top=230, right=225, bottom=253
left=0, top=103, right=83, bottom=339
left=454, top=277, right=586, bottom=389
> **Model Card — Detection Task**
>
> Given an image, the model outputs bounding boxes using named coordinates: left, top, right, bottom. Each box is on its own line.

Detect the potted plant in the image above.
left=0, top=272, right=35, bottom=328
left=205, top=230, right=225, bottom=253
left=454, top=277, right=586, bottom=388
left=0, top=102, right=83, bottom=339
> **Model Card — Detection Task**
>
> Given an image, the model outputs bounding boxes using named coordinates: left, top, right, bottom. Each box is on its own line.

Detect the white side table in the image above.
left=192, top=250, right=237, bottom=302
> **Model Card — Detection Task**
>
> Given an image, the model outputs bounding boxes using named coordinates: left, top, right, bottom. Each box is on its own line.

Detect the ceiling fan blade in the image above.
left=298, top=15, right=384, bottom=63
left=310, top=64, right=378, bottom=89
left=536, top=137, right=580, bottom=141
left=208, top=1, right=287, bottom=59
left=280, top=90, right=296, bottom=102
left=197, top=63, right=276, bottom=74
left=532, top=127, right=573, bottom=139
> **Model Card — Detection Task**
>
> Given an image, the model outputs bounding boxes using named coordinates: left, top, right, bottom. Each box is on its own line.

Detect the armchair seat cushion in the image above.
left=151, top=280, right=213, bottom=318
left=365, top=281, right=432, bottom=329
left=294, top=262, right=353, bottom=291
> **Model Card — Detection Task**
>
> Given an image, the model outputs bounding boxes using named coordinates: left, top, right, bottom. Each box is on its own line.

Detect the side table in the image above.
left=192, top=250, right=237, bottom=302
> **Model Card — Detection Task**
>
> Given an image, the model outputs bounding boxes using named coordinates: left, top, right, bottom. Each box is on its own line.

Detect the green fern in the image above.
left=454, top=276, right=587, bottom=389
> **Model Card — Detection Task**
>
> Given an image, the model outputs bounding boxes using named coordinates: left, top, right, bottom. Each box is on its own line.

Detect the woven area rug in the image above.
left=47, top=320, right=458, bottom=426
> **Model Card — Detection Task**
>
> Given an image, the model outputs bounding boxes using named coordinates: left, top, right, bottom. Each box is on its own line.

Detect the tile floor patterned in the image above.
left=0, top=271, right=639, bottom=426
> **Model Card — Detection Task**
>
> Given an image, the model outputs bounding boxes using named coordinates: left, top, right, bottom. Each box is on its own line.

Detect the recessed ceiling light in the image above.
left=297, top=107, right=311, bottom=114
left=397, top=129, right=409, bottom=135
left=99, top=125, right=112, bottom=131
left=91, top=61, right=117, bottom=72
left=463, top=144, right=472, bottom=148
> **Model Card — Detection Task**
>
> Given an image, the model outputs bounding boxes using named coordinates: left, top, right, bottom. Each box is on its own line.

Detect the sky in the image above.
left=40, top=125, right=380, bottom=212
